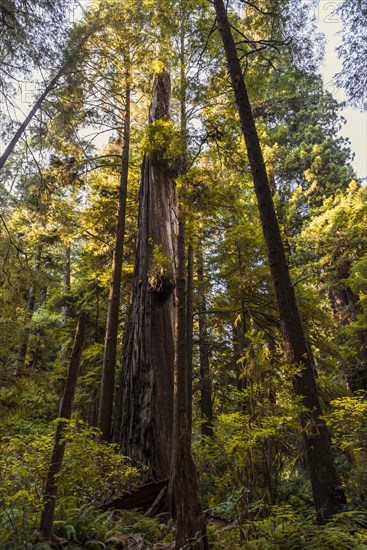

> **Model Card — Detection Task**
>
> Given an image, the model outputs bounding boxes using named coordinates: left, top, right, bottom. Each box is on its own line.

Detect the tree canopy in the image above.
left=1, top=0, right=367, bottom=548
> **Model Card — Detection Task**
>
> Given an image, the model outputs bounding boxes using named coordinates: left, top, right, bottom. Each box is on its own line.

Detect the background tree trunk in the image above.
left=233, top=299, right=248, bottom=394
left=113, top=71, right=177, bottom=481
left=169, top=219, right=209, bottom=550
left=39, top=312, right=88, bottom=539
left=185, top=243, right=194, bottom=432
left=98, top=58, right=131, bottom=442
left=61, top=245, right=71, bottom=327
left=197, top=248, right=214, bottom=438
left=16, top=246, right=42, bottom=376
left=212, top=0, right=345, bottom=520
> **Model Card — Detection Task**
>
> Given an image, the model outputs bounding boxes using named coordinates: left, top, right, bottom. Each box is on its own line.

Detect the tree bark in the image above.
left=185, top=243, right=194, bottom=432
left=39, top=312, right=88, bottom=539
left=197, top=248, right=214, bottom=438
left=212, top=0, right=345, bottom=520
left=169, top=219, right=209, bottom=550
left=233, top=298, right=248, bottom=394
left=98, top=57, right=131, bottom=442
left=15, top=246, right=42, bottom=376
left=61, top=246, right=71, bottom=327
left=179, top=20, right=194, bottom=433
left=113, top=71, right=176, bottom=482
left=15, top=285, right=35, bottom=376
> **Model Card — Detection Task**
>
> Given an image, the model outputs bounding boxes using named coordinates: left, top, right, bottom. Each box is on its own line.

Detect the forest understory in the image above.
left=1, top=0, right=367, bottom=549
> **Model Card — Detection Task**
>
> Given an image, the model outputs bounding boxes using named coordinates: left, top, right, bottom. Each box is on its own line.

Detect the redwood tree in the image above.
left=113, top=70, right=177, bottom=481
left=212, top=0, right=345, bottom=520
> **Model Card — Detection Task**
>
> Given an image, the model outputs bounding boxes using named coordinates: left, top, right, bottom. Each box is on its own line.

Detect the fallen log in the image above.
left=100, top=479, right=169, bottom=511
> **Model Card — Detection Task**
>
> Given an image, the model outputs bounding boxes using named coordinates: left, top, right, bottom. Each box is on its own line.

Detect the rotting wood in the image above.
left=100, top=479, right=169, bottom=511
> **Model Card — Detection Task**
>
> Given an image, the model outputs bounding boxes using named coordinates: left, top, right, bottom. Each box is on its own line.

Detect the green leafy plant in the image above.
left=147, top=243, right=175, bottom=299
left=0, top=421, right=141, bottom=547
left=141, top=118, right=182, bottom=162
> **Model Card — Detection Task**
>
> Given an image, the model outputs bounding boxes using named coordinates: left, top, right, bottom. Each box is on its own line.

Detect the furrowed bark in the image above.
left=212, top=0, right=345, bottom=520
left=113, top=71, right=176, bottom=481
left=168, top=26, right=208, bottom=546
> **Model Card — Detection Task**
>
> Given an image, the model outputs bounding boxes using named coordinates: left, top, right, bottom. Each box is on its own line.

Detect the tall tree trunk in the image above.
left=98, top=58, right=131, bottom=442
left=113, top=71, right=176, bottom=481
left=15, top=285, right=35, bottom=376
left=15, top=246, right=42, bottom=376
left=169, top=218, right=209, bottom=550
left=185, top=243, right=194, bottom=431
left=197, top=248, right=214, bottom=438
left=179, top=18, right=194, bottom=432
left=233, top=297, right=248, bottom=394
left=61, top=245, right=71, bottom=326
left=167, top=26, right=207, bottom=546
left=212, top=0, right=345, bottom=520
left=39, top=312, right=88, bottom=539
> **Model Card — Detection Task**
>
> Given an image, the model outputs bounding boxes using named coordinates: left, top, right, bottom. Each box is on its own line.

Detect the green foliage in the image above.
left=149, top=243, right=174, bottom=275
left=117, top=509, right=174, bottom=544
left=0, top=421, right=141, bottom=547
left=325, top=396, right=367, bottom=455
left=1, top=0, right=367, bottom=548
left=209, top=508, right=367, bottom=549
left=323, top=395, right=367, bottom=506
left=195, top=332, right=304, bottom=519
left=53, top=502, right=116, bottom=546
left=141, top=118, right=182, bottom=162
left=147, top=243, right=175, bottom=297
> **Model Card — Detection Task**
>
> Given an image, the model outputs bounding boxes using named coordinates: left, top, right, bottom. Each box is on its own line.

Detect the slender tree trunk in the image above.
left=168, top=24, right=208, bottom=545
left=233, top=297, right=248, bottom=394
left=0, top=68, right=65, bottom=171
left=0, top=27, right=99, bottom=171
left=15, top=246, right=42, bottom=376
left=39, top=312, right=88, bottom=539
left=169, top=218, right=209, bottom=550
left=113, top=71, right=176, bottom=481
left=98, top=58, right=131, bottom=442
left=61, top=246, right=71, bottom=326
left=212, top=0, right=345, bottom=520
left=179, top=20, right=194, bottom=432
left=197, top=248, right=214, bottom=438
left=15, top=285, right=35, bottom=376
left=185, top=243, right=194, bottom=431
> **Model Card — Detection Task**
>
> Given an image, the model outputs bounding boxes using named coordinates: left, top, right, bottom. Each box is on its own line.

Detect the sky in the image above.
left=316, top=0, right=367, bottom=181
